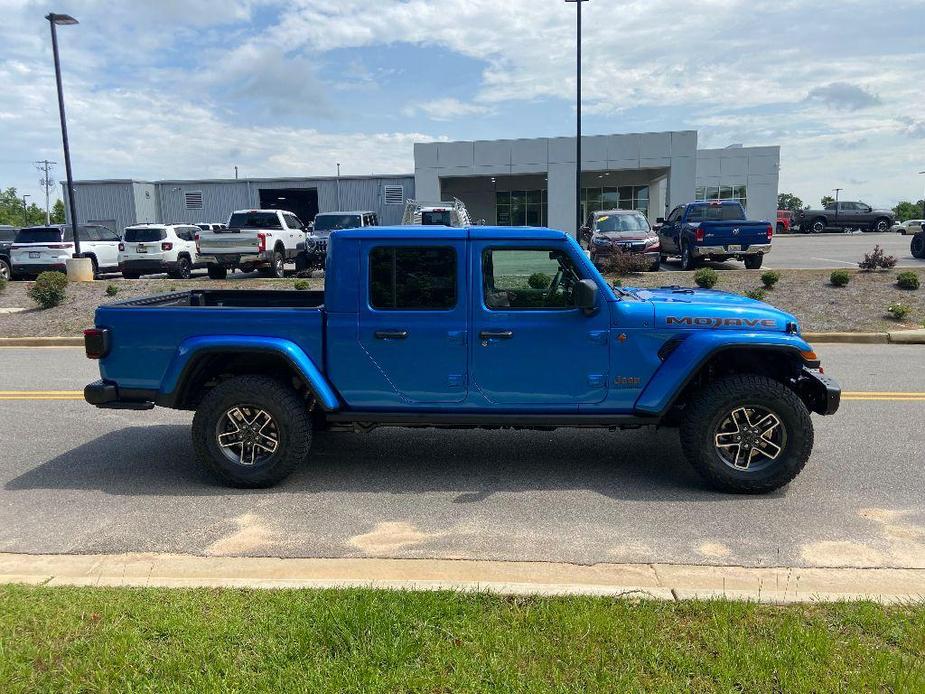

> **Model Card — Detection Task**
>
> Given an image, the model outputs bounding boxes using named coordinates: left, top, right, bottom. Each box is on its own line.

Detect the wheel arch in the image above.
left=635, top=333, right=815, bottom=417
left=157, top=336, right=339, bottom=411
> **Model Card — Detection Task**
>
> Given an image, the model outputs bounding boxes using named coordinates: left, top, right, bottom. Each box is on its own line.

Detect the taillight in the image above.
left=767, top=224, right=774, bottom=240
left=83, top=328, right=110, bottom=359
left=694, top=227, right=704, bottom=242
left=161, top=242, right=173, bottom=251
left=118, top=242, right=125, bottom=251
left=257, top=232, right=267, bottom=253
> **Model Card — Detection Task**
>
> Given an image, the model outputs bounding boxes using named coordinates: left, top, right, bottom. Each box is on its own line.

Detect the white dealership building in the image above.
left=65, top=130, right=779, bottom=234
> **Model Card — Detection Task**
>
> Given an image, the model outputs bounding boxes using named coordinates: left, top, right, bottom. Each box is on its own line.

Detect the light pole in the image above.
left=336, top=162, right=342, bottom=209
left=566, top=0, right=588, bottom=240
left=46, top=12, right=82, bottom=258
left=22, top=194, right=31, bottom=226
left=918, top=172, right=925, bottom=219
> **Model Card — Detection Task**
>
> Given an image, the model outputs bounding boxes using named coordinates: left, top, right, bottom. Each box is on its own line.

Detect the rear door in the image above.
left=357, top=239, right=468, bottom=403
left=658, top=206, right=684, bottom=253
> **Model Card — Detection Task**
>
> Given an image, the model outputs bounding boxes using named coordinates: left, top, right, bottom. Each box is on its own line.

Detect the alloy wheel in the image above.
left=215, top=405, right=280, bottom=466
left=712, top=406, right=787, bottom=472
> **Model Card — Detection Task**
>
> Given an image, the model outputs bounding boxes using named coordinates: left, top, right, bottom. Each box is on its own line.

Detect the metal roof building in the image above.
left=63, top=175, right=414, bottom=234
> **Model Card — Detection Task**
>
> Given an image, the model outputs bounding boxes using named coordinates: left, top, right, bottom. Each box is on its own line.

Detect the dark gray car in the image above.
left=794, top=201, right=894, bottom=233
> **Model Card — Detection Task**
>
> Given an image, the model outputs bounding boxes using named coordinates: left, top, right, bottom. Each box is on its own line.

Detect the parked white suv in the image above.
left=119, top=224, right=201, bottom=279
left=10, top=224, right=120, bottom=279
left=197, top=209, right=307, bottom=279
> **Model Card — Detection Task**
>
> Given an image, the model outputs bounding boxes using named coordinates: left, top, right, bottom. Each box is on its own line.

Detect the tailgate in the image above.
left=199, top=229, right=261, bottom=255
left=698, top=221, right=769, bottom=247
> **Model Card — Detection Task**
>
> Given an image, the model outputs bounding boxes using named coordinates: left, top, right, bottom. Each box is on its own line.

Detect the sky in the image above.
left=1, top=0, right=923, bottom=212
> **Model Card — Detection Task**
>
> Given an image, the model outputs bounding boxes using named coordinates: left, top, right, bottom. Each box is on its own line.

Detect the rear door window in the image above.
left=369, top=246, right=457, bottom=310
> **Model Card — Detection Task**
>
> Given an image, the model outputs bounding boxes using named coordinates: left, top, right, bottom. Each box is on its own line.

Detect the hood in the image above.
left=596, top=232, right=654, bottom=242
left=628, top=287, right=799, bottom=332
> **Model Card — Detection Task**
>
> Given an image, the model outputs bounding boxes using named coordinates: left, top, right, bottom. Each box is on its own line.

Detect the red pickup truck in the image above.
left=776, top=210, right=794, bottom=234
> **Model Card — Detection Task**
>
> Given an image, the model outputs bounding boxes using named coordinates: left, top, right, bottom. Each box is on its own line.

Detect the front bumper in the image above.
left=84, top=379, right=155, bottom=410
left=692, top=244, right=772, bottom=257
left=796, top=368, right=841, bottom=415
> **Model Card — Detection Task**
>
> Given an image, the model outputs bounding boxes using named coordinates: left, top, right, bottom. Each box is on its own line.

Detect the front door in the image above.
left=470, top=242, right=610, bottom=406
left=358, top=240, right=468, bottom=403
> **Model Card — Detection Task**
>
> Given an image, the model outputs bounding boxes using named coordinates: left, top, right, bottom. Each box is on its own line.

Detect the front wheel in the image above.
left=0, top=258, right=10, bottom=281
left=811, top=218, right=826, bottom=234
left=192, top=375, right=312, bottom=488
left=912, top=232, right=925, bottom=259
left=680, top=375, right=813, bottom=493
left=744, top=254, right=764, bottom=270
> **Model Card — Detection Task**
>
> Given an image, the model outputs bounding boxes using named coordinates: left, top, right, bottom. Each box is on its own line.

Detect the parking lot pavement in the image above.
left=660, top=231, right=921, bottom=271
left=0, top=345, right=922, bottom=568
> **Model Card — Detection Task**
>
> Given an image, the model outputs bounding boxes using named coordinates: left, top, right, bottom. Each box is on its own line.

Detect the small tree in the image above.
left=820, top=195, right=835, bottom=207
left=777, top=193, right=804, bottom=212
left=760, top=270, right=780, bottom=289
left=693, top=267, right=718, bottom=289
left=51, top=199, right=66, bottom=224
left=829, top=269, right=851, bottom=287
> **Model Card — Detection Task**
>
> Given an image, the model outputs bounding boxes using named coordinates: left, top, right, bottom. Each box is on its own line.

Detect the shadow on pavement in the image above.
left=5, top=423, right=745, bottom=501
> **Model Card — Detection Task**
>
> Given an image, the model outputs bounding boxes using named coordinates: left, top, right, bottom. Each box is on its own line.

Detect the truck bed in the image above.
left=109, top=289, right=325, bottom=309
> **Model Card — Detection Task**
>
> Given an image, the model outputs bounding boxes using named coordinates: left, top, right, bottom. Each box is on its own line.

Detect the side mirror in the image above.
left=576, top=278, right=598, bottom=313
left=656, top=217, right=665, bottom=224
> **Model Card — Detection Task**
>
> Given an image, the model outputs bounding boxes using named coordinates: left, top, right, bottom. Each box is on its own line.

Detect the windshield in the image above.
left=421, top=210, right=452, bottom=226
left=687, top=204, right=746, bottom=222
left=124, top=228, right=167, bottom=242
left=227, top=212, right=282, bottom=229
left=313, top=214, right=362, bottom=232
left=594, top=212, right=649, bottom=234
left=14, top=227, right=63, bottom=244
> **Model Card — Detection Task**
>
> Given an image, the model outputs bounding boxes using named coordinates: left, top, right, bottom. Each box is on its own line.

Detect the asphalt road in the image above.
left=661, top=231, right=920, bottom=272
left=0, top=345, right=923, bottom=569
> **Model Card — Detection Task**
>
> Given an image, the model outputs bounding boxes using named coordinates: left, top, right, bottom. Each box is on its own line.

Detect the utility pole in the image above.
left=566, top=0, right=589, bottom=241
left=336, top=162, right=342, bottom=209
left=234, top=165, right=238, bottom=180
left=35, top=159, right=57, bottom=225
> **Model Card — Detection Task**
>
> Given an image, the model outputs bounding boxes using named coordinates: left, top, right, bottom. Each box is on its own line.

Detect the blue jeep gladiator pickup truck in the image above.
left=84, top=225, right=839, bottom=493
left=658, top=200, right=773, bottom=270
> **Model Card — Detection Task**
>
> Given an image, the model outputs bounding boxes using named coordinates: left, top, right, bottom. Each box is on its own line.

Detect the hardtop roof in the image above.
left=335, top=225, right=569, bottom=241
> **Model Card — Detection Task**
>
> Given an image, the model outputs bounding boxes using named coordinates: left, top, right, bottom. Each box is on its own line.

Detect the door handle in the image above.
left=479, top=330, right=513, bottom=340
left=374, top=330, right=408, bottom=340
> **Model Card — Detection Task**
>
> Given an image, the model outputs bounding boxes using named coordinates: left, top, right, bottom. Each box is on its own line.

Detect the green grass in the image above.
left=1, top=585, right=923, bottom=692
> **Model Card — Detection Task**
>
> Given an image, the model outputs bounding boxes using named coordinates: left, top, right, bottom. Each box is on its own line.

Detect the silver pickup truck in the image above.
left=198, top=209, right=307, bottom=279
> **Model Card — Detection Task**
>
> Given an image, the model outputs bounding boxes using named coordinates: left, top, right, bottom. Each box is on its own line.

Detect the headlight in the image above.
left=592, top=236, right=612, bottom=246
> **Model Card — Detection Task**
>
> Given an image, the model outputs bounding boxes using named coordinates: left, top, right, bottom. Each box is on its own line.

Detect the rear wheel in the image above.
left=207, top=264, right=227, bottom=280
left=192, top=375, right=312, bottom=488
left=170, top=256, right=192, bottom=279
left=0, top=258, right=10, bottom=281
left=873, top=218, right=890, bottom=233
left=776, top=222, right=785, bottom=234
left=811, top=218, right=826, bottom=234
left=744, top=254, right=764, bottom=270
left=912, top=232, right=925, bottom=259
left=268, top=249, right=285, bottom=278
left=680, top=242, right=698, bottom=271
left=88, top=256, right=99, bottom=279
left=121, top=271, right=141, bottom=280
left=680, top=375, right=813, bottom=493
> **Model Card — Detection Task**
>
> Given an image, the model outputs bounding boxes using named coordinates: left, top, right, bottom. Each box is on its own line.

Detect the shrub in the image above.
left=611, top=277, right=622, bottom=287
left=858, top=244, right=898, bottom=270
left=28, top=271, right=68, bottom=309
left=527, top=272, right=551, bottom=289
left=830, top=269, right=851, bottom=287
left=293, top=279, right=310, bottom=290
left=744, top=288, right=767, bottom=301
left=0, top=277, right=7, bottom=293
left=693, top=267, right=718, bottom=289
left=601, top=251, right=651, bottom=276
left=887, top=303, right=911, bottom=320
left=760, top=270, right=780, bottom=289
left=105, top=283, right=119, bottom=297
left=896, top=271, right=920, bottom=290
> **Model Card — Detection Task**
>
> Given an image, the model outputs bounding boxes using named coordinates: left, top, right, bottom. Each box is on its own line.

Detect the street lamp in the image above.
left=566, top=0, right=589, bottom=240
left=46, top=12, right=82, bottom=258
left=22, top=194, right=31, bottom=226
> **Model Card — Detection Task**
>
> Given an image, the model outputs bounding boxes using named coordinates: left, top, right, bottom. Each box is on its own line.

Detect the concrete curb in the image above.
left=1, top=552, right=923, bottom=604
left=0, top=337, right=83, bottom=347
left=803, top=332, right=888, bottom=344
left=888, top=329, right=925, bottom=345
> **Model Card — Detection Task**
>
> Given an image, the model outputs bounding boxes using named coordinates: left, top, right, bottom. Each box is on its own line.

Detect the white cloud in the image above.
left=403, top=98, right=493, bottom=121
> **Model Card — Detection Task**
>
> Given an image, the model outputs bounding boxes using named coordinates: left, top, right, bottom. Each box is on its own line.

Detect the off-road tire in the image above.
left=680, top=242, right=698, bottom=271
left=207, top=264, right=227, bottom=280
left=192, top=375, right=312, bottom=488
left=680, top=375, right=813, bottom=494
left=911, top=232, right=925, bottom=259
left=169, top=256, right=192, bottom=279
left=744, top=254, right=764, bottom=270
